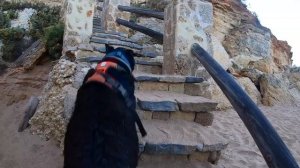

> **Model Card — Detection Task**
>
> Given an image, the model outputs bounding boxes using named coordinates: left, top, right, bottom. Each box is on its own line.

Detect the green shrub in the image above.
left=0, top=28, right=26, bottom=62
left=29, top=6, right=61, bottom=39
left=0, top=11, right=11, bottom=29
left=43, top=23, right=64, bottom=59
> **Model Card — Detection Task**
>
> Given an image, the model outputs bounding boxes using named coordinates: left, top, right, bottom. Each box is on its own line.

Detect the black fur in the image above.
left=64, top=50, right=139, bottom=168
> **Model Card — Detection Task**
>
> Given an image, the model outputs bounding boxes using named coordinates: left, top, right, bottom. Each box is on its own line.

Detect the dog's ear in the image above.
left=82, top=68, right=96, bottom=84
left=105, top=44, right=115, bottom=54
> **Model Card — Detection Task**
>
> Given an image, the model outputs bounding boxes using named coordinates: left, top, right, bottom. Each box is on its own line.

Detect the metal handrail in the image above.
left=191, top=43, right=299, bottom=168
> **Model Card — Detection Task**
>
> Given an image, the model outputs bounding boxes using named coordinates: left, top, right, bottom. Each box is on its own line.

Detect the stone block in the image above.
left=163, top=0, right=213, bottom=75
left=138, top=82, right=169, bottom=91
left=176, top=95, right=218, bottom=112
left=102, top=0, right=130, bottom=34
left=135, top=64, right=162, bottom=75
left=137, top=110, right=153, bottom=120
left=168, top=83, right=185, bottom=93
left=184, top=82, right=212, bottom=97
left=135, top=75, right=160, bottom=82
left=63, top=85, right=78, bottom=120
left=63, top=0, right=94, bottom=54
left=159, top=75, right=186, bottom=83
left=185, top=76, right=204, bottom=83
left=170, top=111, right=195, bottom=122
left=152, top=112, right=170, bottom=120
left=144, top=143, right=196, bottom=155
left=194, top=112, right=214, bottom=126
left=189, top=152, right=210, bottom=162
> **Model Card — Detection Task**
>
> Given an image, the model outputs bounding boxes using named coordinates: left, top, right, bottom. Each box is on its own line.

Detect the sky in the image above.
left=245, top=0, right=300, bottom=66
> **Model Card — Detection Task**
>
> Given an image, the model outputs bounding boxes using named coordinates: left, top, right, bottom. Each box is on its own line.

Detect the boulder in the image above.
left=259, top=74, right=295, bottom=106
left=236, top=77, right=261, bottom=104
left=240, top=68, right=263, bottom=85
left=210, top=36, right=232, bottom=70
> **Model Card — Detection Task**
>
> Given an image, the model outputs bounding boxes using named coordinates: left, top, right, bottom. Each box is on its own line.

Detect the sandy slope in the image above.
left=0, top=61, right=63, bottom=168
left=213, top=104, right=300, bottom=168
left=0, top=63, right=299, bottom=168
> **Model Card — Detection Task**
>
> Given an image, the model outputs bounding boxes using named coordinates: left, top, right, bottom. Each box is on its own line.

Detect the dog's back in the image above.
left=64, top=68, right=139, bottom=168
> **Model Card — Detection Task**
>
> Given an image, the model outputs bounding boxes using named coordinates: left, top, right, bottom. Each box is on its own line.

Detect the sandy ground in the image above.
left=0, top=61, right=63, bottom=168
left=0, top=63, right=299, bottom=168
left=213, top=104, right=300, bottom=168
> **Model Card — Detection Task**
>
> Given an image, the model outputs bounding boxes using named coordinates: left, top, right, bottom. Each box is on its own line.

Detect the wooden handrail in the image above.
left=118, top=5, right=164, bottom=20
left=191, top=43, right=299, bottom=168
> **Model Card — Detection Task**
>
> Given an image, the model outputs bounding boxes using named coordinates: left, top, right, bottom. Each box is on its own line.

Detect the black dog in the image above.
left=64, top=46, right=146, bottom=168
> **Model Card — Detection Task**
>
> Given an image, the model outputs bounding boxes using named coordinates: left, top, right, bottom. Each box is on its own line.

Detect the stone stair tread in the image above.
left=90, top=38, right=143, bottom=50
left=139, top=119, right=228, bottom=154
left=136, top=91, right=218, bottom=112
left=135, top=57, right=163, bottom=66
left=92, top=32, right=138, bottom=43
left=134, top=72, right=204, bottom=83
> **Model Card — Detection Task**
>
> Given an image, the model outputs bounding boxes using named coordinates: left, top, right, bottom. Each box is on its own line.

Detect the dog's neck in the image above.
left=86, top=61, right=118, bottom=87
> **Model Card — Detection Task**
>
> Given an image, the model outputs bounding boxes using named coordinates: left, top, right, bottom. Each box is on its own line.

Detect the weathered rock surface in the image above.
left=29, top=59, right=76, bottom=146
left=236, top=77, right=261, bottom=104
left=259, top=74, right=295, bottom=106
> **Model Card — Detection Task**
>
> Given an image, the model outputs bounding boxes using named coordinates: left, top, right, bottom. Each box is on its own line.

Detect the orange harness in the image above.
left=86, top=61, right=118, bottom=88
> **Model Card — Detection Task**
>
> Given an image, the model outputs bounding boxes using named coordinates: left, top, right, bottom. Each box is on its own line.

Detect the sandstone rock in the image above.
left=18, top=96, right=40, bottom=132
left=210, top=35, right=232, bottom=70
left=236, top=77, right=261, bottom=104
left=240, top=68, right=263, bottom=85
left=30, top=59, right=76, bottom=147
left=63, top=85, right=77, bottom=120
left=170, top=111, right=195, bottom=122
left=248, top=57, right=278, bottom=74
left=152, top=112, right=170, bottom=120
left=73, top=63, right=91, bottom=89
left=259, top=74, right=295, bottom=106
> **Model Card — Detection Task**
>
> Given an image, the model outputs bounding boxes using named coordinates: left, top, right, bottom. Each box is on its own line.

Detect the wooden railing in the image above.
left=116, top=5, right=164, bottom=44
left=191, top=43, right=299, bottom=168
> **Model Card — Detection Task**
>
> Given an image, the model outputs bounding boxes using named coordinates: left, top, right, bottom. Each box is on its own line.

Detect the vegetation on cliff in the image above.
left=0, top=1, right=64, bottom=62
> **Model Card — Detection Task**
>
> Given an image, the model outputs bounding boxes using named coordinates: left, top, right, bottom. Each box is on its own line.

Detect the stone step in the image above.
left=93, top=32, right=137, bottom=43
left=139, top=119, right=228, bottom=164
left=134, top=73, right=204, bottom=94
left=90, top=37, right=143, bottom=50
left=135, top=91, right=218, bottom=126
left=135, top=57, right=163, bottom=74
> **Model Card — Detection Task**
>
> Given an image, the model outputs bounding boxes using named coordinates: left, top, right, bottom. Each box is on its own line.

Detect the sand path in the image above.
left=0, top=63, right=299, bottom=168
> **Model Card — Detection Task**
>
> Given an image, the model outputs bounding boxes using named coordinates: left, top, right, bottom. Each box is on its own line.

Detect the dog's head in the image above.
left=83, top=45, right=135, bottom=84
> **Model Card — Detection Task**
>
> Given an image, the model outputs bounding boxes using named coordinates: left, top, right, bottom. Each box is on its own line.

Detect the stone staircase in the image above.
left=83, top=2, right=228, bottom=167
left=133, top=60, right=228, bottom=166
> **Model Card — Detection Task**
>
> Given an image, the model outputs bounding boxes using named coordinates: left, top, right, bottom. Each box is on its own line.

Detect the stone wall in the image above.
left=102, top=0, right=131, bottom=34
left=163, top=0, right=213, bottom=75
left=63, top=0, right=94, bottom=53
left=6, top=0, right=63, bottom=6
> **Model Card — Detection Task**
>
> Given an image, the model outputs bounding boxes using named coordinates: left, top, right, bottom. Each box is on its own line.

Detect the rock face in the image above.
left=29, top=59, right=77, bottom=146
left=259, top=74, right=296, bottom=106
left=163, top=0, right=214, bottom=75
left=212, top=0, right=292, bottom=73
left=63, top=0, right=94, bottom=53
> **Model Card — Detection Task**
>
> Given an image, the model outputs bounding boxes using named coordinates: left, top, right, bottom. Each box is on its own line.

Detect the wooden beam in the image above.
left=118, top=5, right=164, bottom=20
left=116, top=18, right=163, bottom=44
